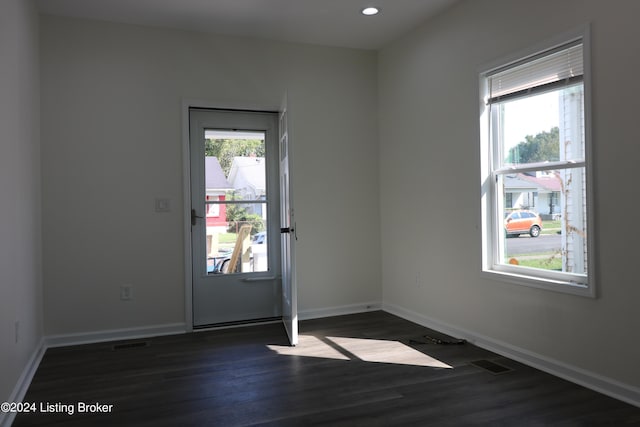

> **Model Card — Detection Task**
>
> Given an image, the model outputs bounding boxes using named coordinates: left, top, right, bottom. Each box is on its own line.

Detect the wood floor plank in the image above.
left=13, top=311, right=640, bottom=426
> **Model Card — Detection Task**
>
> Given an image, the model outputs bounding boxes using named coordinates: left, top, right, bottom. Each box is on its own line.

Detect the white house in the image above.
left=504, top=172, right=562, bottom=218
left=227, top=157, right=266, bottom=200
left=227, top=156, right=266, bottom=218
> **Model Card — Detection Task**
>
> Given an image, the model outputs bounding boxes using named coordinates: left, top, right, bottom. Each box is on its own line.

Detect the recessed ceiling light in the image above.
left=361, top=7, right=379, bottom=16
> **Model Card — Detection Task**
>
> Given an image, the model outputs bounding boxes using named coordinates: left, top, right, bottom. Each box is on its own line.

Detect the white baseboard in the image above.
left=0, top=338, right=46, bottom=427
left=383, top=302, right=640, bottom=408
left=299, top=301, right=382, bottom=321
left=45, top=323, right=187, bottom=348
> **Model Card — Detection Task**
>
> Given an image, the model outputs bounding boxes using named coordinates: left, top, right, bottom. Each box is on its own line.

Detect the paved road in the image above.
left=506, top=234, right=561, bottom=256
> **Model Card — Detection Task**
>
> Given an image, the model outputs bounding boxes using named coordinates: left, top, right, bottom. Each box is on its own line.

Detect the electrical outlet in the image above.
left=120, top=285, right=132, bottom=301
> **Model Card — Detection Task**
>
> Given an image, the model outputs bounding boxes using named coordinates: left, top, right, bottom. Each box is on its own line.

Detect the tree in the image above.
left=225, top=203, right=264, bottom=235
left=507, top=127, right=559, bottom=164
left=223, top=192, right=265, bottom=235
left=205, top=138, right=265, bottom=175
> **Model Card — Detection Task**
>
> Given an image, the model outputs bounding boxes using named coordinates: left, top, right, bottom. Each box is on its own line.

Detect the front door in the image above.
left=190, top=108, right=281, bottom=327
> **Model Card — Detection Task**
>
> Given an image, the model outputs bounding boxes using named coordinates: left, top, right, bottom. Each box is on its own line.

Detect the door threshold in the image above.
left=193, top=316, right=282, bottom=332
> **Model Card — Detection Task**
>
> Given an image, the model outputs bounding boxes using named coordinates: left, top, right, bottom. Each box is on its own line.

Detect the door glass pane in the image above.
left=206, top=202, right=268, bottom=274
left=204, top=130, right=268, bottom=274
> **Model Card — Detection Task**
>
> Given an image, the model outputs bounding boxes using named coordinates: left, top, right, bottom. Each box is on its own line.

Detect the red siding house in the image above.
left=205, top=157, right=233, bottom=230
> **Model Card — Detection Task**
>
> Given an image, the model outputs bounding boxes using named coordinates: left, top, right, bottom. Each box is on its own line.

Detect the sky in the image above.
left=502, top=91, right=559, bottom=152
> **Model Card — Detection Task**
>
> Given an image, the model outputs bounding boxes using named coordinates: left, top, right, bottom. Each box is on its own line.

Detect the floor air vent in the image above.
left=112, top=341, right=150, bottom=351
left=470, top=359, right=513, bottom=375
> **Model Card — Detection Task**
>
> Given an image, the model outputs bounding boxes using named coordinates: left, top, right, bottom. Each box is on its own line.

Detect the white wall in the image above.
left=0, top=0, right=43, bottom=409
left=40, top=16, right=381, bottom=335
left=379, top=0, right=640, bottom=390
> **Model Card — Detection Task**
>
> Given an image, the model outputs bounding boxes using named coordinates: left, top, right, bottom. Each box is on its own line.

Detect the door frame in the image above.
left=189, top=108, right=281, bottom=327
left=182, top=99, right=283, bottom=331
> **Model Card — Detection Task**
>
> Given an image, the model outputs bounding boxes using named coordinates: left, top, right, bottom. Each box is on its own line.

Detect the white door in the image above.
left=279, top=99, right=298, bottom=346
left=190, top=109, right=281, bottom=327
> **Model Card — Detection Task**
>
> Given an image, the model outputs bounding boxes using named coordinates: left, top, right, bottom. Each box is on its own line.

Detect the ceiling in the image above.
left=35, top=0, right=459, bottom=50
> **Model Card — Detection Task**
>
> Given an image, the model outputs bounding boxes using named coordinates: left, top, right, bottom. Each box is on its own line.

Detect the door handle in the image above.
left=191, top=209, right=204, bottom=226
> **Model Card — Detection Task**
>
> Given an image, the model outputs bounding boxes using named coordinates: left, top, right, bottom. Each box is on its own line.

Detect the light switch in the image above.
left=155, top=198, right=171, bottom=213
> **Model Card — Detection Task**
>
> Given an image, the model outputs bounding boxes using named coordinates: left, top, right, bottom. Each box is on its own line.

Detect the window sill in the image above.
left=481, top=268, right=595, bottom=298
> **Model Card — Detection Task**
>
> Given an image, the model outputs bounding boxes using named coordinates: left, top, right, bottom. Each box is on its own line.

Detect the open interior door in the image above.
left=279, top=96, right=298, bottom=346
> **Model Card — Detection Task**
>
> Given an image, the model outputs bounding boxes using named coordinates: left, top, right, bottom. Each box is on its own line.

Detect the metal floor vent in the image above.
left=112, top=341, right=150, bottom=351
left=470, top=359, right=513, bottom=375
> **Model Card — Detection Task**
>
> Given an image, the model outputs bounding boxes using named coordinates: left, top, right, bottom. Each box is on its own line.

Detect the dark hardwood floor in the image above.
left=14, top=311, right=640, bottom=426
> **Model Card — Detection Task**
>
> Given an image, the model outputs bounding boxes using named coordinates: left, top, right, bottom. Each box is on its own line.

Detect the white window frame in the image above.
left=479, top=27, right=595, bottom=297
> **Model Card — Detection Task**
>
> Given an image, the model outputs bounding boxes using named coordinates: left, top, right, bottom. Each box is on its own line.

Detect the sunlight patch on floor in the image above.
left=328, top=336, right=453, bottom=368
left=268, top=335, right=452, bottom=368
left=267, top=335, right=349, bottom=360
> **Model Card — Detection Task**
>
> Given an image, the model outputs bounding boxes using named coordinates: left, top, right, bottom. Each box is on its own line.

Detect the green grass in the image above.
left=541, top=219, right=561, bottom=235
left=219, top=233, right=237, bottom=244
left=515, top=257, right=562, bottom=270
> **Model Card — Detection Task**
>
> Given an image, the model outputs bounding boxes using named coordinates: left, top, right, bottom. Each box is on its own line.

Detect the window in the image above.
left=505, top=193, right=513, bottom=208
left=205, top=195, right=221, bottom=217
left=480, top=30, right=594, bottom=296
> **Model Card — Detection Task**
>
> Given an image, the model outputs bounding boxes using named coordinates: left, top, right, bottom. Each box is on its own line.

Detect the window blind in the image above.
left=488, top=41, right=583, bottom=103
